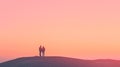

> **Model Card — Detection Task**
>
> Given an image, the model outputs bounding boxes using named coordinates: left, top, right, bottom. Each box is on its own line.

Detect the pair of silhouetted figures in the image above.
left=39, top=45, right=45, bottom=57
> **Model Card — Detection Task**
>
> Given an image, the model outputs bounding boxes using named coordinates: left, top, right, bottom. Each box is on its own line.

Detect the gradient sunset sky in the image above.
left=0, top=0, right=120, bottom=62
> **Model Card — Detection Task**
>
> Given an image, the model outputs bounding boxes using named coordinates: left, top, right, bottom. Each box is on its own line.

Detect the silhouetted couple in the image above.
left=39, top=45, right=45, bottom=57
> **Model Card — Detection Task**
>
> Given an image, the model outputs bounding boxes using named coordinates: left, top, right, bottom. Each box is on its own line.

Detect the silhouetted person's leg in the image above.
left=39, top=51, right=41, bottom=57
left=43, top=51, right=45, bottom=56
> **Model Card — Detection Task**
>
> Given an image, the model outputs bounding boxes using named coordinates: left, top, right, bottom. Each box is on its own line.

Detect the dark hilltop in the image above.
left=0, top=56, right=120, bottom=67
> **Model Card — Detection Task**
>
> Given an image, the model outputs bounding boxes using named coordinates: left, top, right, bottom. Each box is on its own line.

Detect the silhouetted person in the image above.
left=39, top=45, right=42, bottom=56
left=42, top=46, right=45, bottom=56
left=39, top=45, right=45, bottom=57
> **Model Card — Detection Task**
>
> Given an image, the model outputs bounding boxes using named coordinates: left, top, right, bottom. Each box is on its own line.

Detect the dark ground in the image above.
left=0, top=56, right=120, bottom=67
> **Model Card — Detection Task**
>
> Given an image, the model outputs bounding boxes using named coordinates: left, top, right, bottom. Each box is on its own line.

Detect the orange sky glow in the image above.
left=0, top=0, right=120, bottom=62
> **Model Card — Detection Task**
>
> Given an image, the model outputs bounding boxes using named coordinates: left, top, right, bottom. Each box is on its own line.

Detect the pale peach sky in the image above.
left=0, top=0, right=120, bottom=62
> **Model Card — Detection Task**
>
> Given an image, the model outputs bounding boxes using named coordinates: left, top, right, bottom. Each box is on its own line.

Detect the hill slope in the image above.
left=0, top=56, right=120, bottom=67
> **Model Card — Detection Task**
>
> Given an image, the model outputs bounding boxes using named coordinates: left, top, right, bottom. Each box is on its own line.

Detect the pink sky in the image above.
left=0, top=0, right=120, bottom=62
